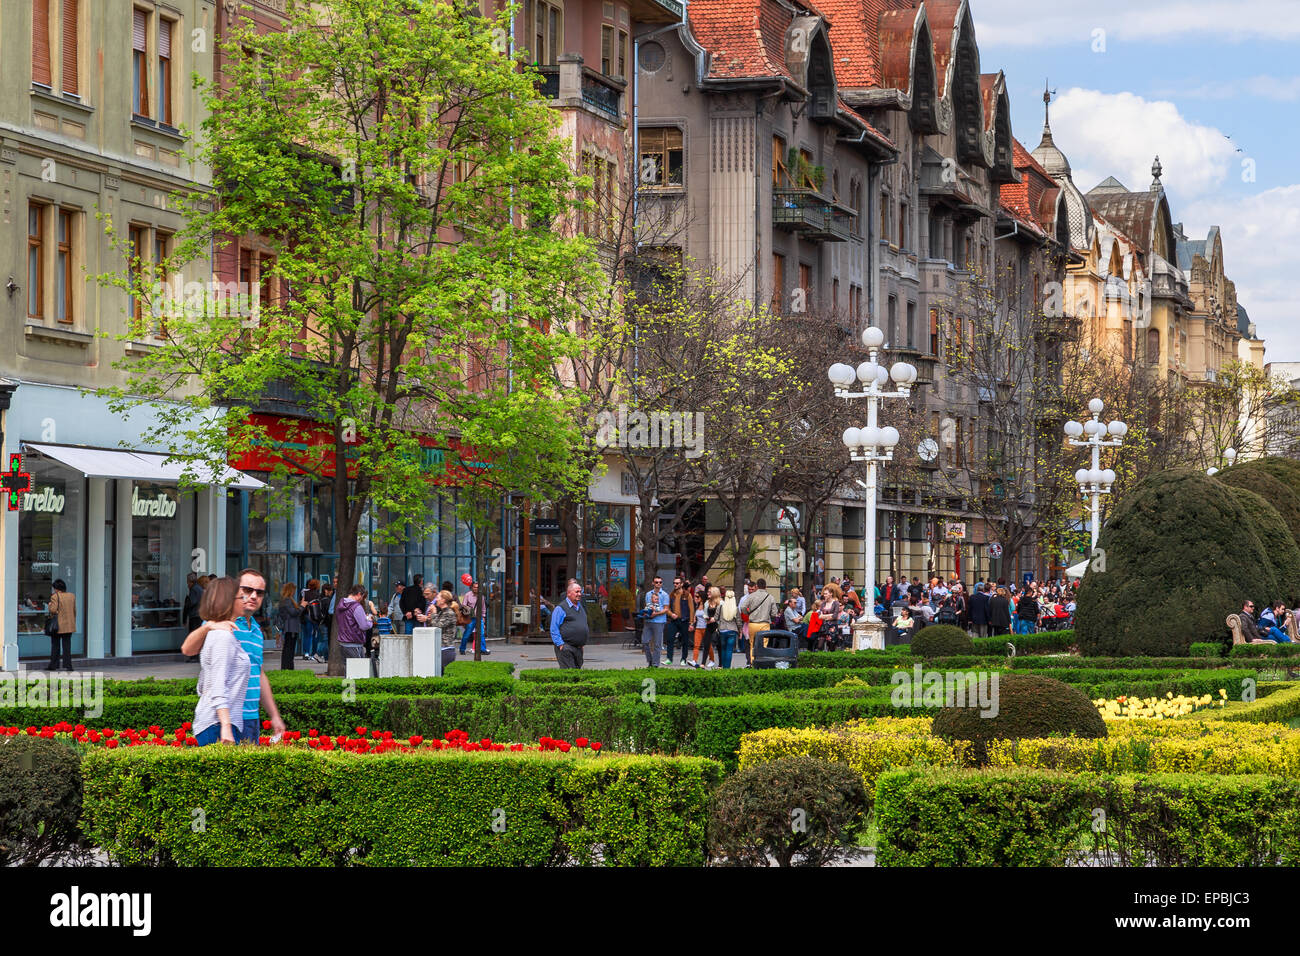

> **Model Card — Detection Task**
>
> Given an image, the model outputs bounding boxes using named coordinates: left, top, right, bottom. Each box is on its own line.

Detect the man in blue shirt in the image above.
left=548, top=579, right=588, bottom=668
left=642, top=575, right=669, bottom=668
left=183, top=569, right=286, bottom=743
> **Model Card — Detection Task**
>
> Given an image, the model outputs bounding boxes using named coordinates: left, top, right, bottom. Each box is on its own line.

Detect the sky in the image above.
left=970, top=0, right=1299, bottom=362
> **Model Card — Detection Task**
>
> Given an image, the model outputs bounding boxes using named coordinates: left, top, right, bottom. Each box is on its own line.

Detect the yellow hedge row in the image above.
left=739, top=717, right=1300, bottom=789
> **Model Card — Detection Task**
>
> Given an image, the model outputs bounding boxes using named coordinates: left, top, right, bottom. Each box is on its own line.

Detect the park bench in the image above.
left=1225, top=613, right=1277, bottom=646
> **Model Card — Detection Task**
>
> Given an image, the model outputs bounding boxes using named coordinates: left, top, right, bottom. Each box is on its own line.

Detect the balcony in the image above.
left=772, top=188, right=852, bottom=242
left=533, top=58, right=625, bottom=122
left=581, top=71, right=622, bottom=119
left=534, top=66, right=559, bottom=100
left=629, top=0, right=684, bottom=22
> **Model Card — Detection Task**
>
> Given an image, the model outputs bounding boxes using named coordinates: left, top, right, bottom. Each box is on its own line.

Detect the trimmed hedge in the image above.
left=975, top=630, right=1076, bottom=655
left=874, top=768, right=1300, bottom=866
left=0, top=737, right=87, bottom=865
left=1230, top=642, right=1300, bottom=658
left=930, top=674, right=1106, bottom=765
left=1075, top=467, right=1276, bottom=656
left=100, top=661, right=516, bottom=699
left=80, top=747, right=721, bottom=866
left=798, top=630, right=1077, bottom=665
left=909, top=625, right=974, bottom=658
left=741, top=716, right=1300, bottom=797
left=1189, top=682, right=1300, bottom=724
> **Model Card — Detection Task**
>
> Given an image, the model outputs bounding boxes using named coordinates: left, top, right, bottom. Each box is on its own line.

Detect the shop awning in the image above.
left=23, top=443, right=266, bottom=490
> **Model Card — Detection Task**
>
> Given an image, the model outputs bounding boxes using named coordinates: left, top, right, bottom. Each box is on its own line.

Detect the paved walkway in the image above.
left=47, top=638, right=750, bottom=682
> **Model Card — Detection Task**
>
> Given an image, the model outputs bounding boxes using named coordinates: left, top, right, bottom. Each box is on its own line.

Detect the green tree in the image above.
left=99, top=0, right=597, bottom=673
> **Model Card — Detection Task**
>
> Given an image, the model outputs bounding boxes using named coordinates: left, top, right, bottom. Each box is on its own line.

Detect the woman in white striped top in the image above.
left=193, top=577, right=251, bottom=746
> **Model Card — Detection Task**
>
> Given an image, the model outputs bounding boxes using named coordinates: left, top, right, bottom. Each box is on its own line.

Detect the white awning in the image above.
left=24, top=443, right=265, bottom=490
left=1065, top=558, right=1091, bottom=579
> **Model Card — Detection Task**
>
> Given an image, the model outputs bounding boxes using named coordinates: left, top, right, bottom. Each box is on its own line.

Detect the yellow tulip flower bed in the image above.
left=1093, top=690, right=1227, bottom=720
left=739, top=714, right=1300, bottom=793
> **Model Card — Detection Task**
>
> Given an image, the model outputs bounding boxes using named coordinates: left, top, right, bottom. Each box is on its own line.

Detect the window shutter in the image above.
left=159, top=17, right=171, bottom=58
left=61, top=0, right=78, bottom=94
left=133, top=8, right=147, bottom=52
left=33, top=0, right=53, bottom=86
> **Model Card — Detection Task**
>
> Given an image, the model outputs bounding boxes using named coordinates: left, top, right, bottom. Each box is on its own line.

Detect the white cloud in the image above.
left=1152, top=75, right=1300, bottom=102
left=1182, top=187, right=1300, bottom=361
left=1046, top=88, right=1238, bottom=200
left=971, top=0, right=1300, bottom=47
left=1040, top=88, right=1297, bottom=359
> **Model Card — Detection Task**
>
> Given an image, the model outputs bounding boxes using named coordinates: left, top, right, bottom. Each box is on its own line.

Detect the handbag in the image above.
left=44, top=593, right=61, bottom=637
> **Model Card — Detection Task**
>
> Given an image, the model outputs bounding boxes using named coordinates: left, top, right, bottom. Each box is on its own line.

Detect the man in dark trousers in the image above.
left=548, top=578, right=588, bottom=668
left=970, top=582, right=990, bottom=637
left=399, top=574, right=425, bottom=631
left=666, top=575, right=696, bottom=666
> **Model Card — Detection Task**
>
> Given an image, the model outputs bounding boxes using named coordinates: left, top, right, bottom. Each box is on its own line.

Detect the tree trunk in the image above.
left=638, top=491, right=658, bottom=592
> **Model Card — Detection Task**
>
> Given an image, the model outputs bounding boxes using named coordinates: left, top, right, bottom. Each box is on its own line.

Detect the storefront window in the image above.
left=17, top=460, right=83, bottom=647
left=130, top=482, right=183, bottom=635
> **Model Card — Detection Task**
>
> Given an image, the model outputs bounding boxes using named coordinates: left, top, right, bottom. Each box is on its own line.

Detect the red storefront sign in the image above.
left=229, top=414, right=488, bottom=485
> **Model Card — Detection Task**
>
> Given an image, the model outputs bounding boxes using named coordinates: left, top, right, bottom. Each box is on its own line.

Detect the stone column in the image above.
left=84, top=479, right=106, bottom=659
left=558, top=53, right=584, bottom=103
left=115, top=481, right=133, bottom=658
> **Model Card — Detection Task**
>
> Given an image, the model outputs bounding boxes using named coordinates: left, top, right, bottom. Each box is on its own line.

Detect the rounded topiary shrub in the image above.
left=0, top=737, right=87, bottom=866
left=910, top=624, right=974, bottom=658
left=1224, top=486, right=1300, bottom=605
left=1074, top=467, right=1277, bottom=656
left=1218, top=463, right=1300, bottom=552
left=709, top=756, right=868, bottom=867
left=930, top=673, right=1106, bottom=766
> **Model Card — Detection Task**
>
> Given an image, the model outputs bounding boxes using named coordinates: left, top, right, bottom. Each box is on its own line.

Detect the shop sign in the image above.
left=944, top=522, right=966, bottom=540
left=132, top=487, right=178, bottom=519
left=988, top=542, right=1003, bottom=558
left=231, top=413, right=488, bottom=485
left=593, top=518, right=622, bottom=549
left=532, top=518, right=562, bottom=535
left=22, top=486, right=65, bottom=514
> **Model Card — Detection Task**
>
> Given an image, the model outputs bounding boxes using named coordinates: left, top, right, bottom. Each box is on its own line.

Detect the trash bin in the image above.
left=751, top=629, right=799, bottom=669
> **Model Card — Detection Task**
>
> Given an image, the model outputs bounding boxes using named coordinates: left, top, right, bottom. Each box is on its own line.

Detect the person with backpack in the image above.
left=299, top=578, right=324, bottom=663
left=737, top=580, right=773, bottom=667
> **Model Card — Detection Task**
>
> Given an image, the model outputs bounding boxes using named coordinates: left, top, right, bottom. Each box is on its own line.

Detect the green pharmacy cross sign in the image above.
left=1, top=453, right=32, bottom=510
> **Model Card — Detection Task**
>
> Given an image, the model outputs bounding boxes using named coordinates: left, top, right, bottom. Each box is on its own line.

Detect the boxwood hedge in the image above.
left=874, top=768, right=1300, bottom=866
left=80, top=747, right=721, bottom=866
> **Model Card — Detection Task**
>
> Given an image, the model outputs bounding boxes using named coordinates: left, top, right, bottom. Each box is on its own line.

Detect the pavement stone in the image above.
left=61, top=637, right=751, bottom=681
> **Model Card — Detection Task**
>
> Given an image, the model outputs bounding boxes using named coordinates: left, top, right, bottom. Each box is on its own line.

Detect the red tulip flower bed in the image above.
left=0, top=722, right=603, bottom=756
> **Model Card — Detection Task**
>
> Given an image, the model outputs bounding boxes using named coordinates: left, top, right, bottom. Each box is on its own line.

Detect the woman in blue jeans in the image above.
left=716, top=588, right=740, bottom=668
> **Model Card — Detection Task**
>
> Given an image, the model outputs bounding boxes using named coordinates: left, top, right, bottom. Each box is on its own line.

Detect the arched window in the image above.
left=1146, top=328, right=1160, bottom=365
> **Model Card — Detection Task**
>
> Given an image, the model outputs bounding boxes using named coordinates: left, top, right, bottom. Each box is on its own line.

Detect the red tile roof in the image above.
left=998, top=201, right=1046, bottom=239
left=688, top=0, right=787, bottom=81
left=1011, top=137, right=1051, bottom=181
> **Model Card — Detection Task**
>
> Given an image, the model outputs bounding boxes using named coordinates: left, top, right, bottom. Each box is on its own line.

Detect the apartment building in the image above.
left=636, top=0, right=1069, bottom=586
left=0, top=0, right=243, bottom=666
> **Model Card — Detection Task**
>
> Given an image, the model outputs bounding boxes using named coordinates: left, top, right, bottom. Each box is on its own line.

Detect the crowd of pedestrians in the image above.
left=627, top=570, right=1080, bottom=665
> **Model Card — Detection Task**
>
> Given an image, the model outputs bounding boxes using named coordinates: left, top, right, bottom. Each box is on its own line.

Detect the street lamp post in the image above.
left=1206, top=446, right=1237, bottom=476
left=1063, top=398, right=1127, bottom=556
left=828, top=326, right=917, bottom=650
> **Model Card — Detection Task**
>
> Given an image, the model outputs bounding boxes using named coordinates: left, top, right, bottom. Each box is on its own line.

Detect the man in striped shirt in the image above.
left=183, top=568, right=286, bottom=743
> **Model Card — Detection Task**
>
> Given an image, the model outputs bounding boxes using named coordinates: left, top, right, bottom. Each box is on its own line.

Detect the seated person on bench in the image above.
left=1259, top=600, right=1293, bottom=643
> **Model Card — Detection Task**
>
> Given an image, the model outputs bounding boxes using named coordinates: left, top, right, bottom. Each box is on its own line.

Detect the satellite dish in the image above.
left=918, top=438, right=939, bottom=462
